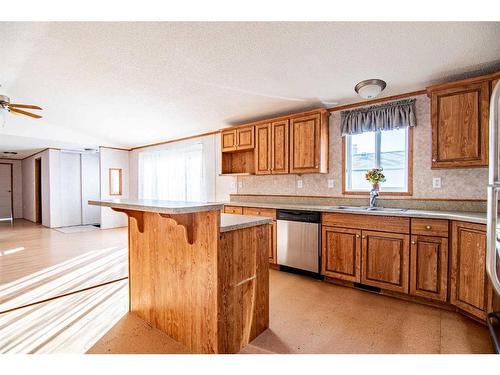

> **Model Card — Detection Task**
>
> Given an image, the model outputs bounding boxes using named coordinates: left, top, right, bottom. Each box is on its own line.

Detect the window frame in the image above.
left=342, top=127, right=413, bottom=196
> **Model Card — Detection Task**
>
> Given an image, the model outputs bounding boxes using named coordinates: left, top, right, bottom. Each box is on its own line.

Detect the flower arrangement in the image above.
left=365, top=168, right=386, bottom=187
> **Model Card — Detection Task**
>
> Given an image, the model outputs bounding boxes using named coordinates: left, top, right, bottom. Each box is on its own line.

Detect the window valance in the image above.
left=341, top=98, right=417, bottom=136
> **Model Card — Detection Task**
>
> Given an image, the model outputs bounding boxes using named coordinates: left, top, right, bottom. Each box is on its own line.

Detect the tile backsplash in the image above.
left=237, top=95, right=488, bottom=200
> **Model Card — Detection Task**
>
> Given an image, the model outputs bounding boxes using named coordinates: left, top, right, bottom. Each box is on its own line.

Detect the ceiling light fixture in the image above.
left=354, top=79, right=387, bottom=99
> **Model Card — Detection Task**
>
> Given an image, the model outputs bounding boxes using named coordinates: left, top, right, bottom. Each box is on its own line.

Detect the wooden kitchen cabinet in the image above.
left=221, top=126, right=255, bottom=152
left=220, top=126, right=256, bottom=174
left=221, top=130, right=237, bottom=152
left=410, top=235, right=448, bottom=302
left=289, top=111, right=329, bottom=174
left=428, top=79, right=489, bottom=168
left=255, top=120, right=290, bottom=175
left=322, top=226, right=361, bottom=282
left=450, top=221, right=491, bottom=320
left=361, top=230, right=410, bottom=294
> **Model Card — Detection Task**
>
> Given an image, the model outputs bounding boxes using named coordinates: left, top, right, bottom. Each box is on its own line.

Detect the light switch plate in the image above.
left=327, top=179, right=334, bottom=188
left=432, top=177, right=442, bottom=189
left=297, top=179, right=303, bottom=189
left=230, top=180, right=236, bottom=190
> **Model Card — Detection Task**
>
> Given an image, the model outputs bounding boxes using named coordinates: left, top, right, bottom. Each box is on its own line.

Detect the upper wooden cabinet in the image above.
left=428, top=79, right=490, bottom=168
left=255, top=120, right=290, bottom=175
left=221, top=108, right=328, bottom=176
left=290, top=111, right=329, bottom=174
left=450, top=221, right=491, bottom=320
left=221, top=126, right=255, bottom=152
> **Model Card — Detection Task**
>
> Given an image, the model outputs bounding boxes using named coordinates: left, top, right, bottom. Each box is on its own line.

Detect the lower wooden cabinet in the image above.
left=322, top=226, right=361, bottom=282
left=361, top=231, right=410, bottom=293
left=410, top=235, right=448, bottom=302
left=450, top=221, right=490, bottom=320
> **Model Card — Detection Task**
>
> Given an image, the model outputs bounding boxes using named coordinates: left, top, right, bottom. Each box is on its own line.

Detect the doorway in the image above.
left=0, top=163, right=13, bottom=221
left=35, top=158, right=42, bottom=224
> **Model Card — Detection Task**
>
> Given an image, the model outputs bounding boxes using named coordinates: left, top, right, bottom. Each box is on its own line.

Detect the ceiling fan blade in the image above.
left=8, top=103, right=42, bottom=110
left=9, top=107, right=43, bottom=119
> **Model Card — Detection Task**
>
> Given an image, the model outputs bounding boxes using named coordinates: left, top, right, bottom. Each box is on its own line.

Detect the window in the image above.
left=138, top=143, right=205, bottom=202
left=344, top=128, right=411, bottom=193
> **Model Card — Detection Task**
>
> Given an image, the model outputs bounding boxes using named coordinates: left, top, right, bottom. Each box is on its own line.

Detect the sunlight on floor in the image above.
left=0, top=280, right=128, bottom=353
left=0, top=246, right=127, bottom=312
left=0, top=247, right=25, bottom=256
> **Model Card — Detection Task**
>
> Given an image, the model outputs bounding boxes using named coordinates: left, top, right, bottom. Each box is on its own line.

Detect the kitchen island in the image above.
left=89, top=199, right=271, bottom=354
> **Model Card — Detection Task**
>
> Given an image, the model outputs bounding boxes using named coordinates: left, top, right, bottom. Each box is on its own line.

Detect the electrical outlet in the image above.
left=238, top=181, right=243, bottom=189
left=230, top=180, right=236, bottom=190
left=297, top=179, right=303, bottom=189
left=327, top=179, right=334, bottom=188
left=432, top=177, right=442, bottom=189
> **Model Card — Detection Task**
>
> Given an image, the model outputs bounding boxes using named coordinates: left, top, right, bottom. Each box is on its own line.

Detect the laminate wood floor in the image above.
left=0, top=219, right=127, bottom=312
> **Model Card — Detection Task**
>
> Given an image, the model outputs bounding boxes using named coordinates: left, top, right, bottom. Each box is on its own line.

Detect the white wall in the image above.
left=81, top=153, right=100, bottom=225
left=100, top=147, right=129, bottom=229
left=129, top=134, right=236, bottom=202
left=0, top=158, right=23, bottom=218
left=22, top=149, right=51, bottom=226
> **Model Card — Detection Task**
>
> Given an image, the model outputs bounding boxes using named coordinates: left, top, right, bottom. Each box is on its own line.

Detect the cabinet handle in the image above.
left=356, top=234, right=361, bottom=238
left=411, top=241, right=417, bottom=245
left=425, top=225, right=432, bottom=230
left=362, top=235, right=366, bottom=239
left=432, top=158, right=436, bottom=162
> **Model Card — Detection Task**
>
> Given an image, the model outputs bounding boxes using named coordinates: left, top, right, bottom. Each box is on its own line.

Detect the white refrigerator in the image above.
left=487, top=80, right=500, bottom=297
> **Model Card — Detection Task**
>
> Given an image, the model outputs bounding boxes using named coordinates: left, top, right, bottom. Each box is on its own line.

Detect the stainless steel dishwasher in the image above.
left=276, top=209, right=321, bottom=276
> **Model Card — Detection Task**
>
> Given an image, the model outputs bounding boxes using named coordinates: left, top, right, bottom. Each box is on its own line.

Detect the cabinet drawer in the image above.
left=411, top=218, right=449, bottom=237
left=224, top=206, right=243, bottom=215
left=322, top=212, right=410, bottom=234
left=243, top=207, right=276, bottom=220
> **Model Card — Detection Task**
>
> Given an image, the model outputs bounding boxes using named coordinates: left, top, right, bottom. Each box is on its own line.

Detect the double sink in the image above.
left=331, top=206, right=408, bottom=212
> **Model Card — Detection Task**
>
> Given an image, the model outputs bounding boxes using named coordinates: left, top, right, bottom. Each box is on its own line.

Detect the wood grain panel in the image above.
left=221, top=130, right=237, bottom=152
left=410, top=235, right=448, bottom=302
left=218, top=224, right=270, bottom=353
left=236, top=127, right=254, bottom=150
left=224, top=206, right=243, bottom=214
left=242, top=207, right=276, bottom=220
left=221, top=150, right=255, bottom=174
left=411, top=218, right=449, bottom=237
left=289, top=113, right=320, bottom=173
left=322, top=212, right=410, bottom=234
left=255, top=124, right=272, bottom=175
left=128, top=210, right=220, bottom=353
left=321, top=226, right=361, bottom=282
left=450, top=221, right=489, bottom=320
left=271, top=120, right=289, bottom=174
left=431, top=81, right=489, bottom=168
left=361, top=231, right=410, bottom=293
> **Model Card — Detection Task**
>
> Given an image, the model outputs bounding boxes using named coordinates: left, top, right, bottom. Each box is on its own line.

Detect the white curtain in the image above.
left=138, top=143, right=205, bottom=202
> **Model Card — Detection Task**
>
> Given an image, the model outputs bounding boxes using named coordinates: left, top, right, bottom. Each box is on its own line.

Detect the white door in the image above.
left=81, top=153, right=100, bottom=225
left=60, top=153, right=82, bottom=227
left=0, top=164, right=12, bottom=219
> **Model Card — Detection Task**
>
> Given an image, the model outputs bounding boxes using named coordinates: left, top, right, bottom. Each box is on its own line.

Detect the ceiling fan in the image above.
left=0, top=94, right=43, bottom=127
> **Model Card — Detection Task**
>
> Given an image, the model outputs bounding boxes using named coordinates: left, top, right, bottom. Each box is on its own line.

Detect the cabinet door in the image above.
left=289, top=114, right=321, bottom=173
left=236, top=127, right=254, bottom=150
left=271, top=120, right=289, bottom=174
left=322, top=226, right=361, bottom=282
left=450, top=221, right=489, bottom=319
left=410, top=235, right=448, bottom=302
left=431, top=81, right=489, bottom=168
left=361, top=231, right=410, bottom=293
left=221, top=130, right=237, bottom=152
left=255, top=124, right=272, bottom=175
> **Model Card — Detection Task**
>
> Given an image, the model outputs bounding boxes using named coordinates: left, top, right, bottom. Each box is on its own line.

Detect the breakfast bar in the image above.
left=89, top=199, right=271, bottom=354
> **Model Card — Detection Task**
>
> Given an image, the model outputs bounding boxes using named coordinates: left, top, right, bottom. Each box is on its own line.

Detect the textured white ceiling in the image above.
left=0, top=22, right=499, bottom=154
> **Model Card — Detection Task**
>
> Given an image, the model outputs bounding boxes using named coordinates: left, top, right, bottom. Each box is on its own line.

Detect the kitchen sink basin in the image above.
left=332, top=206, right=407, bottom=212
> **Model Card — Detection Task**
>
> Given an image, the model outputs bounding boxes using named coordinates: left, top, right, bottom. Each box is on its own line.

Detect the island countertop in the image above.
left=220, top=213, right=272, bottom=232
left=89, top=199, right=224, bottom=214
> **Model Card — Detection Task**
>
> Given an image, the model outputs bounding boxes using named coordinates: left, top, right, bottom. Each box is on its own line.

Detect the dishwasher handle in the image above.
left=276, top=209, right=320, bottom=223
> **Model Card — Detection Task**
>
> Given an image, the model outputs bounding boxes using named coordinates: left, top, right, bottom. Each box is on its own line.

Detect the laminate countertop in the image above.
left=220, top=213, right=272, bottom=232
left=89, top=199, right=224, bottom=214
left=226, top=201, right=488, bottom=225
